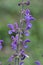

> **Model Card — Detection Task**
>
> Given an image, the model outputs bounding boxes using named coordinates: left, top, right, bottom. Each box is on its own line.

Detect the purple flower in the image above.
left=0, top=40, right=3, bottom=50
left=8, top=24, right=14, bottom=30
left=25, top=9, right=30, bottom=15
left=25, top=9, right=35, bottom=21
left=8, top=22, right=19, bottom=34
left=20, top=62, right=24, bottom=65
left=0, top=45, right=2, bottom=50
left=23, top=39, right=30, bottom=48
left=21, top=52, right=29, bottom=60
left=24, top=39, right=30, bottom=43
left=21, top=39, right=30, bottom=48
left=11, top=34, right=19, bottom=50
left=8, top=55, right=14, bottom=62
left=23, top=39, right=30, bottom=44
left=35, top=61, right=41, bottom=65
left=26, top=1, right=30, bottom=5
left=8, top=30, right=13, bottom=34
left=0, top=40, right=3, bottom=44
left=11, top=41, right=17, bottom=50
left=24, top=30, right=30, bottom=36
left=26, top=23, right=32, bottom=30
left=24, top=9, right=35, bottom=30
left=19, top=49, right=29, bottom=60
left=25, top=15, right=34, bottom=22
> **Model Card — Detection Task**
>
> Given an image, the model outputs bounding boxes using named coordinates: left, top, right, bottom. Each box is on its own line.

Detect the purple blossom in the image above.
left=20, top=62, right=24, bottom=65
left=8, top=24, right=14, bottom=30
left=18, top=39, right=30, bottom=49
left=8, top=22, right=19, bottom=34
left=24, top=30, right=30, bottom=36
left=25, top=9, right=35, bottom=21
left=0, top=40, right=3, bottom=50
left=19, top=49, right=26, bottom=60
left=25, top=14, right=34, bottom=22
left=20, top=49, right=24, bottom=54
left=19, top=49, right=29, bottom=60
left=11, top=41, right=17, bottom=50
left=26, top=23, right=32, bottom=30
left=23, top=39, right=30, bottom=48
left=25, top=9, right=30, bottom=15
left=24, top=9, right=35, bottom=30
left=25, top=1, right=30, bottom=5
left=8, top=55, right=14, bottom=62
left=23, top=39, right=30, bottom=44
left=21, top=52, right=29, bottom=60
left=24, top=45, right=28, bottom=48
left=0, top=40, right=3, bottom=44
left=0, top=45, right=2, bottom=50
left=11, top=34, right=19, bottom=50
left=8, top=30, right=13, bottom=34
left=35, top=61, right=41, bottom=65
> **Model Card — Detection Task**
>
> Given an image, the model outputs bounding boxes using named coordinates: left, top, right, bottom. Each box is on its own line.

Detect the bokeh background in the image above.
left=0, top=0, right=43, bottom=65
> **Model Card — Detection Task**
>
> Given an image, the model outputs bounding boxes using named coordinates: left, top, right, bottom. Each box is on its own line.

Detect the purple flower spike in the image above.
left=35, top=61, right=41, bottom=65
left=20, top=62, right=24, bottom=65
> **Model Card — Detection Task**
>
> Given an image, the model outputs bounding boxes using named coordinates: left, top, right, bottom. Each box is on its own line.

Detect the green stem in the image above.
left=14, top=58, right=17, bottom=65
left=15, top=0, right=24, bottom=65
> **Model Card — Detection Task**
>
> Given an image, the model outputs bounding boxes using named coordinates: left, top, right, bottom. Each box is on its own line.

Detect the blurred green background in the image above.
left=0, top=0, right=43, bottom=65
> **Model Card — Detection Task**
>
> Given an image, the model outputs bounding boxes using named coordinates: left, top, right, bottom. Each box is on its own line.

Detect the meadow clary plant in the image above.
left=8, top=0, right=35, bottom=65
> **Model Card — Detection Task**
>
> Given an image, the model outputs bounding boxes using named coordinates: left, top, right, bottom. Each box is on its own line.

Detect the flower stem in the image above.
left=15, top=0, right=24, bottom=65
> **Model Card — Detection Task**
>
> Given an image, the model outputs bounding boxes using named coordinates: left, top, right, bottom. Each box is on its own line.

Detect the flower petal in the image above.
left=25, top=9, right=30, bottom=15
left=20, top=62, right=24, bottom=65
left=35, top=61, right=41, bottom=65
left=24, top=31, right=30, bottom=36
left=0, top=45, right=2, bottom=50
left=8, top=55, right=14, bottom=62
left=0, top=40, right=3, bottom=43
left=8, top=30, right=12, bottom=34
left=26, top=23, right=32, bottom=30
left=24, top=45, right=28, bottom=48
left=24, top=39, right=30, bottom=44
left=8, top=24, right=14, bottom=30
